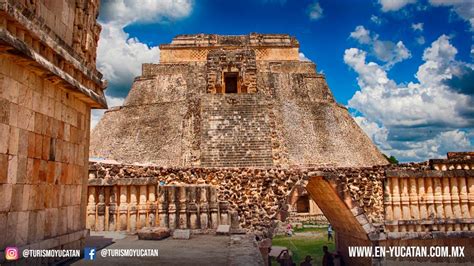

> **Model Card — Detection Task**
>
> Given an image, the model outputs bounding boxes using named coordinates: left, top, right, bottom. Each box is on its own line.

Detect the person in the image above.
left=333, top=251, right=345, bottom=266
left=276, top=249, right=295, bottom=266
left=300, top=255, right=313, bottom=266
left=327, top=224, right=333, bottom=241
left=322, top=246, right=334, bottom=266
left=287, top=223, right=293, bottom=237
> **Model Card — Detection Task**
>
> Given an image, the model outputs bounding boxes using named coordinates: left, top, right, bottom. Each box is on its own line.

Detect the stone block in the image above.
left=0, top=153, right=8, bottom=183
left=216, top=225, right=230, bottom=235
left=172, top=229, right=191, bottom=239
left=0, top=213, right=7, bottom=248
left=0, top=183, right=12, bottom=211
left=7, top=155, right=18, bottom=183
left=8, top=103, right=18, bottom=127
left=8, top=126, right=19, bottom=155
left=0, top=123, right=9, bottom=153
left=0, top=98, right=9, bottom=125
left=137, top=227, right=171, bottom=240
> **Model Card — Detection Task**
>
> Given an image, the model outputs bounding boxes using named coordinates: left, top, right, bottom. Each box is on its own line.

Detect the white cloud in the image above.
left=97, top=23, right=160, bottom=89
left=345, top=35, right=473, bottom=161
left=350, top=26, right=372, bottom=44
left=416, top=36, right=426, bottom=45
left=371, top=15, right=382, bottom=25
left=349, top=26, right=411, bottom=68
left=308, top=2, right=324, bottom=20
left=411, top=22, right=424, bottom=31
left=100, top=0, right=193, bottom=26
left=378, top=0, right=417, bottom=12
left=429, top=0, right=474, bottom=30
left=299, top=52, right=310, bottom=61
left=93, top=0, right=193, bottom=128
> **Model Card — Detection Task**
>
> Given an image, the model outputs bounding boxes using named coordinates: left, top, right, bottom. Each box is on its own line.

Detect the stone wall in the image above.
left=0, top=0, right=105, bottom=263
left=206, top=49, right=257, bottom=93
left=159, top=33, right=299, bottom=63
left=88, top=155, right=474, bottom=238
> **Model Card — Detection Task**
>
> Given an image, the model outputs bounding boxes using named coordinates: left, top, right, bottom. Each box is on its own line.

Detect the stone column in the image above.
left=199, top=186, right=209, bottom=229
left=458, top=177, right=470, bottom=231
left=467, top=177, right=474, bottom=230
left=433, top=177, right=445, bottom=231
left=158, top=185, right=169, bottom=228
left=450, top=177, right=462, bottom=231
left=219, top=201, right=230, bottom=225
left=138, top=185, right=147, bottom=229
left=209, top=186, right=219, bottom=229
left=417, top=178, right=428, bottom=231
left=119, top=186, right=129, bottom=231
left=442, top=177, right=454, bottom=231
left=408, top=177, right=420, bottom=231
left=97, top=187, right=106, bottom=231
left=178, top=186, right=188, bottom=229
left=168, top=186, right=177, bottom=229
left=129, top=186, right=138, bottom=232
left=148, top=185, right=157, bottom=227
left=108, top=186, right=118, bottom=231
left=384, top=178, right=393, bottom=221
left=391, top=177, right=401, bottom=232
left=87, top=186, right=96, bottom=230
left=188, top=186, right=199, bottom=229
left=425, top=177, right=437, bottom=231
left=230, top=210, right=240, bottom=231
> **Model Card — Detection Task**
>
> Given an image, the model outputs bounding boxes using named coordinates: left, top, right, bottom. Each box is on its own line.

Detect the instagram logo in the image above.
left=5, top=247, right=19, bottom=261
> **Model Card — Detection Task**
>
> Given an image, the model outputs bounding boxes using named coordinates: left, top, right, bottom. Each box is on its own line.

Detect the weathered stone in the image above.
left=172, top=229, right=191, bottom=240
left=90, top=34, right=388, bottom=168
left=0, top=1, right=104, bottom=263
left=137, top=227, right=171, bottom=240
left=216, top=225, right=230, bottom=235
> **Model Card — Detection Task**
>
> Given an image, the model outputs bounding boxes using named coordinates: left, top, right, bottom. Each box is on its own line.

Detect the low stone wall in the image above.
left=88, top=155, right=474, bottom=238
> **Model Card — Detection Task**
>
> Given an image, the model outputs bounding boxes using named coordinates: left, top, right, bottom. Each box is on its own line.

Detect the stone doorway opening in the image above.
left=224, top=72, right=238, bottom=93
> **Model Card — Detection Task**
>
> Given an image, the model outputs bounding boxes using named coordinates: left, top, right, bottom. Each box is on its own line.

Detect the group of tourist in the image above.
left=269, top=224, right=342, bottom=266
left=273, top=246, right=344, bottom=266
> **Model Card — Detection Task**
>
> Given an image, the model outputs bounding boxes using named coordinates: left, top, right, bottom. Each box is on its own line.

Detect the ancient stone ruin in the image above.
left=0, top=0, right=105, bottom=264
left=91, top=33, right=387, bottom=168
left=88, top=34, right=474, bottom=264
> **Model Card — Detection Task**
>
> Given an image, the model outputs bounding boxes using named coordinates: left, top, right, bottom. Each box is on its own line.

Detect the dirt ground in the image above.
left=72, top=232, right=232, bottom=265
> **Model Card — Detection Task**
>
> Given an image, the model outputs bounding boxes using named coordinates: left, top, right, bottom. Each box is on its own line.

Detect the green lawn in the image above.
left=271, top=228, right=335, bottom=265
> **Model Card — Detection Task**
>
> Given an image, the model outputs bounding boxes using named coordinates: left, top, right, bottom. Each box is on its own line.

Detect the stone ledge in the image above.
left=0, top=29, right=106, bottom=108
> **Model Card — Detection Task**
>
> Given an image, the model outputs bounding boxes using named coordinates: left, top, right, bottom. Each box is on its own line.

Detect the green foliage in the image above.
left=383, top=154, right=399, bottom=164
left=271, top=227, right=336, bottom=266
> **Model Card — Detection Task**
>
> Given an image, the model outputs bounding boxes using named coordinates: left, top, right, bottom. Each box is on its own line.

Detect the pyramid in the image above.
left=91, top=33, right=387, bottom=167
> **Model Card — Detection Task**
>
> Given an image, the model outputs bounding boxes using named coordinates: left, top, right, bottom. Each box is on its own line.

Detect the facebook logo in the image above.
left=84, top=248, right=96, bottom=260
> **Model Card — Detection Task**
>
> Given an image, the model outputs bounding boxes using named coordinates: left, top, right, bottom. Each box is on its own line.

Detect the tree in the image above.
left=383, top=154, right=399, bottom=164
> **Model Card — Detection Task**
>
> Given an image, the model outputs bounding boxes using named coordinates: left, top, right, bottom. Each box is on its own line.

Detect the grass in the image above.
left=271, top=227, right=335, bottom=265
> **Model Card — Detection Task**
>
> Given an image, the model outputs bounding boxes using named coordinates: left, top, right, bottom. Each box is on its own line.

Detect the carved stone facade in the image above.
left=88, top=153, right=474, bottom=264
left=0, top=0, right=105, bottom=263
left=86, top=183, right=233, bottom=233
left=91, top=34, right=388, bottom=168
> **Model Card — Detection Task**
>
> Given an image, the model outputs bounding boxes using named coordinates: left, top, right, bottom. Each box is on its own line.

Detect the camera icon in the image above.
left=5, top=247, right=19, bottom=261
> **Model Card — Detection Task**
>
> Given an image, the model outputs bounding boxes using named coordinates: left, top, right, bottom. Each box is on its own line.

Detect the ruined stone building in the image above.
left=89, top=34, right=474, bottom=265
left=0, top=0, right=105, bottom=263
left=91, top=33, right=387, bottom=168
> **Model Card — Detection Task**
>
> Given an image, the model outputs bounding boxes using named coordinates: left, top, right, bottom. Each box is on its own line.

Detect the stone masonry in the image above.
left=88, top=153, right=474, bottom=264
left=0, top=0, right=106, bottom=263
left=90, top=33, right=388, bottom=168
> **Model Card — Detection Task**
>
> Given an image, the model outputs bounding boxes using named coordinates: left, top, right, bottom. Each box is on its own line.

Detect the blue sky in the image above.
left=94, top=0, right=474, bottom=162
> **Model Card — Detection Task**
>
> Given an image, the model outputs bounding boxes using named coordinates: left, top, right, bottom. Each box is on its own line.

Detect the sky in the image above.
left=93, top=0, right=474, bottom=162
